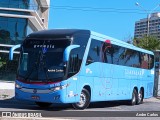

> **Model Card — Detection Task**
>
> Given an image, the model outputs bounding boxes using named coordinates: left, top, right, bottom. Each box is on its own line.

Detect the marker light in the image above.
left=105, top=39, right=111, bottom=48
left=105, top=40, right=111, bottom=44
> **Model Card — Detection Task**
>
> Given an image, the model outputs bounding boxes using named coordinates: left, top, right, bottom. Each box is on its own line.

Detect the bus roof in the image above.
left=26, top=29, right=153, bottom=55
left=27, top=29, right=90, bottom=39
left=90, top=31, right=154, bottom=55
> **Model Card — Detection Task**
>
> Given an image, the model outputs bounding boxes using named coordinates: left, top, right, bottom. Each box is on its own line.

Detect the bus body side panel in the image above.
left=144, top=69, right=154, bottom=98
left=100, top=63, right=111, bottom=100
left=65, top=78, right=78, bottom=103
left=79, top=62, right=105, bottom=102
left=113, top=65, right=131, bottom=100
left=77, top=75, right=93, bottom=101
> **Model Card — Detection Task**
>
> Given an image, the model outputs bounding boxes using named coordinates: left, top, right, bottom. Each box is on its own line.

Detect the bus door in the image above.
left=85, top=39, right=105, bottom=101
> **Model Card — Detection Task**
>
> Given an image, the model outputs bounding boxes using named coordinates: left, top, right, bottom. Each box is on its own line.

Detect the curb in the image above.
left=0, top=81, right=15, bottom=90
left=0, top=81, right=15, bottom=100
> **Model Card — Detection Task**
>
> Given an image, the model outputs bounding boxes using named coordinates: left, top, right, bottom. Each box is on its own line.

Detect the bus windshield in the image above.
left=18, top=39, right=71, bottom=82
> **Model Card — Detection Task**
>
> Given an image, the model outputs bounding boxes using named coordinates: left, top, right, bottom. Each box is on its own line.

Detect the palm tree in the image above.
left=133, top=35, right=160, bottom=51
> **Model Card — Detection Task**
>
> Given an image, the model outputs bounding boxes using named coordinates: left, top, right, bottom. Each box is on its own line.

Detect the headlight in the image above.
left=15, top=83, right=22, bottom=89
left=50, top=84, right=69, bottom=92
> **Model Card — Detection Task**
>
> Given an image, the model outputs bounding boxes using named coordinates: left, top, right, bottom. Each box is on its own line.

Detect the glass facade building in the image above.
left=0, top=0, right=50, bottom=81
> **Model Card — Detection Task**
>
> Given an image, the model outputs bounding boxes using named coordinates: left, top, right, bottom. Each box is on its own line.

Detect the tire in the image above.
left=130, top=89, right=138, bottom=105
left=137, top=89, right=144, bottom=105
left=35, top=102, right=52, bottom=108
left=72, top=88, right=90, bottom=110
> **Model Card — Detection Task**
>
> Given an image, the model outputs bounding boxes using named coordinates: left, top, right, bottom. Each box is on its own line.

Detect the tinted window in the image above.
left=0, top=0, right=37, bottom=10
left=67, top=33, right=90, bottom=77
left=86, top=39, right=154, bottom=69
left=86, top=39, right=102, bottom=65
left=103, top=46, right=113, bottom=64
left=68, top=53, right=81, bottom=77
left=0, top=17, right=27, bottom=45
left=140, top=53, right=149, bottom=69
left=148, top=55, right=154, bottom=69
left=124, top=49, right=140, bottom=68
left=112, top=45, right=125, bottom=65
left=18, top=39, right=71, bottom=81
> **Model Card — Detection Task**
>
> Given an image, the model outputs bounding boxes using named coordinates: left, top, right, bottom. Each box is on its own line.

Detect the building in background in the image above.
left=0, top=0, right=50, bottom=81
left=134, top=12, right=160, bottom=39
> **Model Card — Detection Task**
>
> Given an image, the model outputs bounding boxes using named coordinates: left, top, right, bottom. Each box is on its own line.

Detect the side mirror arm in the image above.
left=63, top=45, right=80, bottom=62
left=9, top=44, right=21, bottom=60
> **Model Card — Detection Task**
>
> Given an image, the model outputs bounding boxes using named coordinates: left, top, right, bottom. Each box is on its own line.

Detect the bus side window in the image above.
left=141, top=53, right=149, bottom=69
left=68, top=54, right=80, bottom=77
left=86, top=46, right=100, bottom=64
left=113, top=46, right=125, bottom=65
left=149, top=55, right=154, bottom=69
left=123, top=49, right=140, bottom=68
left=103, top=47, right=113, bottom=64
left=86, top=39, right=101, bottom=65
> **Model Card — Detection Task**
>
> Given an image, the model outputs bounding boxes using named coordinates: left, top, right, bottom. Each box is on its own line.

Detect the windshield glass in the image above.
left=18, top=39, right=71, bottom=82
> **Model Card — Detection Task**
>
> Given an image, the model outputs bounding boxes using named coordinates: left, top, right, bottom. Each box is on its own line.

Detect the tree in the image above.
left=133, top=35, right=160, bottom=51
left=0, top=29, right=11, bottom=44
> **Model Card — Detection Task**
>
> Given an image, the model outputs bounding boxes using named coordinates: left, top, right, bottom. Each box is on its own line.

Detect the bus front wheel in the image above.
left=35, top=102, right=52, bottom=108
left=72, top=88, right=90, bottom=110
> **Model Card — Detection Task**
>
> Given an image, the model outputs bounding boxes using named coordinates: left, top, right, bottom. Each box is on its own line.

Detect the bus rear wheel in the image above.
left=35, top=102, right=52, bottom=108
left=137, top=89, right=144, bottom=105
left=72, top=88, right=90, bottom=110
left=130, top=89, right=138, bottom=105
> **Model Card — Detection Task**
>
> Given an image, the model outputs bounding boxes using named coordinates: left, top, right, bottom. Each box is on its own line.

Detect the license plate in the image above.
left=31, top=96, right=40, bottom=100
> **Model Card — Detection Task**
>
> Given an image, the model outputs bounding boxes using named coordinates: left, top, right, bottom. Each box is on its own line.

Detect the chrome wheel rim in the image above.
left=77, top=92, right=86, bottom=107
left=138, top=92, right=142, bottom=102
left=132, top=93, right=136, bottom=104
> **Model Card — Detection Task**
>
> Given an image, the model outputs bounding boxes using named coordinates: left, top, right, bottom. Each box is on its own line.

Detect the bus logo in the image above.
left=33, top=89, right=37, bottom=93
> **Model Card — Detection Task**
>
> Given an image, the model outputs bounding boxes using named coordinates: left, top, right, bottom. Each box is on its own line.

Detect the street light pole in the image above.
left=147, top=14, right=150, bottom=36
left=135, top=2, right=160, bottom=37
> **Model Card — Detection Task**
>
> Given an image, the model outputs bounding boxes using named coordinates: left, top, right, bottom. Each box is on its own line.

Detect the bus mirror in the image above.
left=63, top=45, right=80, bottom=62
left=9, top=44, right=21, bottom=60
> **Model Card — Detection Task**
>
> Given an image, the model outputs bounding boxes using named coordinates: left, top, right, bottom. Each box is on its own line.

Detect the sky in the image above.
left=48, top=0, right=160, bottom=41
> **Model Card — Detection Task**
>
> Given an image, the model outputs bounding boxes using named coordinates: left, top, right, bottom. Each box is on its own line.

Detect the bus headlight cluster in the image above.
left=50, top=84, right=69, bottom=92
left=15, top=83, right=22, bottom=89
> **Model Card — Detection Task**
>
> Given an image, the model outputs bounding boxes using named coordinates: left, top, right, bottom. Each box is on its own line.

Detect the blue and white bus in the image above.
left=9, top=29, right=155, bottom=109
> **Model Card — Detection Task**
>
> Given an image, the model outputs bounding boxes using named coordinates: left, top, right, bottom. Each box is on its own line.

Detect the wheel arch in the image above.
left=83, top=85, right=91, bottom=96
left=139, top=87, right=144, bottom=98
left=72, top=84, right=91, bottom=109
left=134, top=86, right=138, bottom=93
left=130, top=86, right=138, bottom=98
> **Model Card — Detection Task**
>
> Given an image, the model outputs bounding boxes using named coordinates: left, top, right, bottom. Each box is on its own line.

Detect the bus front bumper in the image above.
left=15, top=88, right=66, bottom=103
